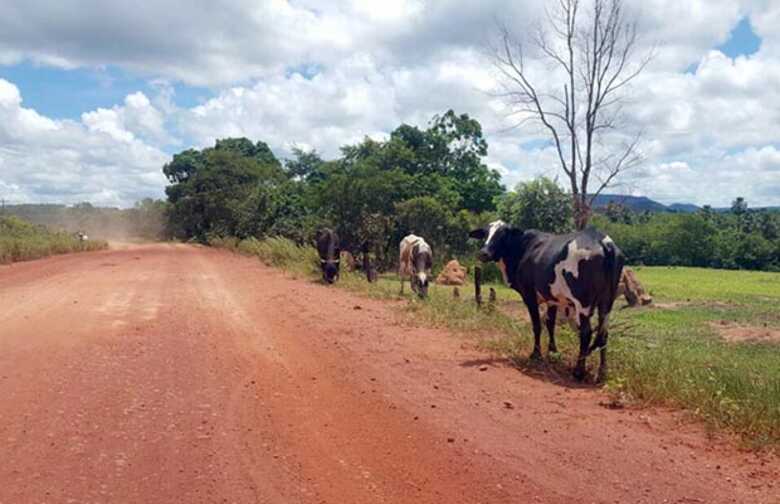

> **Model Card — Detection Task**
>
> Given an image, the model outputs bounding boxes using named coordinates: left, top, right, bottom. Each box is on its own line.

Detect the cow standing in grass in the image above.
left=399, top=234, right=433, bottom=298
left=316, top=228, right=341, bottom=284
left=470, top=221, right=624, bottom=381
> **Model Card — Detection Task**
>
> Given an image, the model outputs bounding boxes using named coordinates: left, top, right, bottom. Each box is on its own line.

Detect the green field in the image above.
left=214, top=237, right=780, bottom=448
left=0, top=215, right=108, bottom=264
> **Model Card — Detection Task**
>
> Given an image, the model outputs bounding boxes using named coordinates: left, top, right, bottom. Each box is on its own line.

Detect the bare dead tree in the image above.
left=492, top=0, right=652, bottom=229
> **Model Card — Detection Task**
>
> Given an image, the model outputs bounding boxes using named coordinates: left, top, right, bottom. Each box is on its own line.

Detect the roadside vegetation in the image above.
left=4, top=199, right=170, bottom=242
left=594, top=200, right=780, bottom=271
left=0, top=215, right=107, bottom=264
left=161, top=113, right=779, bottom=449
left=212, top=236, right=780, bottom=448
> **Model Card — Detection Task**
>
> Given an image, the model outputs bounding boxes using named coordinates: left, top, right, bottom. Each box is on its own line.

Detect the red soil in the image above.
left=0, top=244, right=776, bottom=503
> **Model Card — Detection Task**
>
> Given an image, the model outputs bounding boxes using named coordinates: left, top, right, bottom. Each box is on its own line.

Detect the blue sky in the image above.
left=0, top=64, right=212, bottom=120
left=717, top=17, right=761, bottom=58
left=1, top=0, right=779, bottom=208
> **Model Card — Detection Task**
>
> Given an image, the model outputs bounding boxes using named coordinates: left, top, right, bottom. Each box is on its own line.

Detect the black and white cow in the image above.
left=399, top=234, right=433, bottom=298
left=470, top=220, right=624, bottom=381
left=315, top=228, right=341, bottom=284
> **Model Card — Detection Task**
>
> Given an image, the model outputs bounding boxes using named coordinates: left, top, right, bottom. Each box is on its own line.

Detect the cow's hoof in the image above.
left=529, top=350, right=543, bottom=361
left=572, top=367, right=586, bottom=382
left=596, top=369, right=608, bottom=384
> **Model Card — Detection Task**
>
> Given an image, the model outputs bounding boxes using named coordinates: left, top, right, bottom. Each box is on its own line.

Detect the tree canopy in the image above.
left=159, top=118, right=780, bottom=273
left=162, top=112, right=504, bottom=268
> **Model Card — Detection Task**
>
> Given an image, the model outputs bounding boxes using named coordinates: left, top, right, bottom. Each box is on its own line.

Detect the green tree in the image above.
left=731, top=197, right=748, bottom=216
left=395, top=196, right=455, bottom=261
left=733, top=233, right=775, bottom=270
left=497, top=177, right=572, bottom=233
left=285, top=148, right=326, bottom=181
left=659, top=214, right=717, bottom=267
left=164, top=139, right=285, bottom=241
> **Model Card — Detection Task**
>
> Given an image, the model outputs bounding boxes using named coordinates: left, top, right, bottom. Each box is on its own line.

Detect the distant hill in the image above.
left=591, top=194, right=668, bottom=212
left=667, top=203, right=700, bottom=213
left=592, top=195, right=778, bottom=213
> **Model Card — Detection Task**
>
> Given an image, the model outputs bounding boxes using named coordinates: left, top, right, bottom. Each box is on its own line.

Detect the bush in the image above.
left=0, top=216, right=107, bottom=264
left=212, top=236, right=320, bottom=275
left=497, top=177, right=573, bottom=233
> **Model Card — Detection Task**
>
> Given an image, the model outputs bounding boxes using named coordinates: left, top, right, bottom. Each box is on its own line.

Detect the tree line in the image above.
left=593, top=201, right=780, bottom=271
left=161, top=110, right=780, bottom=274
left=3, top=200, right=168, bottom=241
left=163, top=110, right=504, bottom=271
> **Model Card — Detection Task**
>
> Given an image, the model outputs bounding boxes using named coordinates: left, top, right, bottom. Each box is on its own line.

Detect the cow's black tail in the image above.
left=602, top=239, right=624, bottom=312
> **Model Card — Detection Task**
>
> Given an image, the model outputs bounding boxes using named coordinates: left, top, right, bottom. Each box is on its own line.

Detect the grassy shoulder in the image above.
left=213, top=236, right=780, bottom=449
left=0, top=215, right=108, bottom=264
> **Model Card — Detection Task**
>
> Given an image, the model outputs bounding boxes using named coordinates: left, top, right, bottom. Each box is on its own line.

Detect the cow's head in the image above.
left=469, top=220, right=511, bottom=263
left=412, top=245, right=433, bottom=298
left=321, top=254, right=340, bottom=284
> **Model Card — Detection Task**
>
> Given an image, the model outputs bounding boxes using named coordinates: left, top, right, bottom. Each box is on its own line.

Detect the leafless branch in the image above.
left=491, top=0, right=651, bottom=228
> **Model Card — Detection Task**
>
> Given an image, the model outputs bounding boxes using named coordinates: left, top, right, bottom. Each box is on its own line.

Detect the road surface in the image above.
left=0, top=244, right=777, bottom=503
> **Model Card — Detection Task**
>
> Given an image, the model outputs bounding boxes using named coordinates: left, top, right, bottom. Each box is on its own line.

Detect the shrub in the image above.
left=0, top=216, right=107, bottom=264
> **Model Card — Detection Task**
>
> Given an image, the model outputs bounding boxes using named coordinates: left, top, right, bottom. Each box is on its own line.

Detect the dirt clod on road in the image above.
left=0, top=244, right=777, bottom=503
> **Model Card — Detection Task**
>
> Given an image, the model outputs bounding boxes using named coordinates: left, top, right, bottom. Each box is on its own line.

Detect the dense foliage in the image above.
left=497, top=177, right=573, bottom=233
left=594, top=202, right=780, bottom=271
left=163, top=110, right=504, bottom=269
left=160, top=112, right=779, bottom=273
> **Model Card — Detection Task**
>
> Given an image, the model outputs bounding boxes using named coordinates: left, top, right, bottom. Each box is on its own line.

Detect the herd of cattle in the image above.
left=316, top=221, right=625, bottom=381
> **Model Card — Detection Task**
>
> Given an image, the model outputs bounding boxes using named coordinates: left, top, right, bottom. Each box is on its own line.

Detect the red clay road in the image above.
left=1, top=244, right=777, bottom=503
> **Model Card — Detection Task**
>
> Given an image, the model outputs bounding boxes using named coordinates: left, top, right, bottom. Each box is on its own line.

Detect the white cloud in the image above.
left=0, top=79, right=168, bottom=207
left=1, top=0, right=780, bottom=207
left=81, top=92, right=172, bottom=145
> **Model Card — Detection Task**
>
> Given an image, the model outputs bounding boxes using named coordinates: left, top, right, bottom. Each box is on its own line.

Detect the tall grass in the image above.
left=209, top=236, right=319, bottom=275
left=214, top=237, right=780, bottom=448
left=0, top=216, right=108, bottom=264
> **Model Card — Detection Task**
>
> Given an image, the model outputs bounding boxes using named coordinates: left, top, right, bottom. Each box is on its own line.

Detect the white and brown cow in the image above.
left=399, top=234, right=433, bottom=298
left=470, top=220, right=624, bottom=381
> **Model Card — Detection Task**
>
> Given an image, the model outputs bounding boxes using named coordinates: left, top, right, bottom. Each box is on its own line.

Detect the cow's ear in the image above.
left=469, top=228, right=487, bottom=240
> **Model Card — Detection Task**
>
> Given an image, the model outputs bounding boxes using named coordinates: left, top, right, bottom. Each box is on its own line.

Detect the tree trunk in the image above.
left=573, top=194, right=591, bottom=230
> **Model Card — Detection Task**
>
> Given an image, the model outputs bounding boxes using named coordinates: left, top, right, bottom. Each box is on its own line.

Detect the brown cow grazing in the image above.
left=399, top=234, right=433, bottom=298
left=315, top=228, right=341, bottom=284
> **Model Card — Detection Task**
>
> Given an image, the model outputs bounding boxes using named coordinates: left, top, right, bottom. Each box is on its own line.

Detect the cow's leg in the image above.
left=573, top=314, right=592, bottom=381
left=522, top=293, right=543, bottom=360
left=545, top=305, right=558, bottom=354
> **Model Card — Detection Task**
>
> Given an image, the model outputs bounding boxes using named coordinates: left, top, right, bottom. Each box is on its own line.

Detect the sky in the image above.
left=1, top=0, right=779, bottom=208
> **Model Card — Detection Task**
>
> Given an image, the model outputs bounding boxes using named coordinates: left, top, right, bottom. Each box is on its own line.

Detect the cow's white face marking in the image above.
left=485, top=220, right=506, bottom=248
left=417, top=272, right=427, bottom=285
left=548, top=239, right=603, bottom=324
left=602, top=235, right=614, bottom=246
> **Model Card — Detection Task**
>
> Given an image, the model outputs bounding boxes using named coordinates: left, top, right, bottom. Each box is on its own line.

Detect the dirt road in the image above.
left=1, top=244, right=777, bottom=503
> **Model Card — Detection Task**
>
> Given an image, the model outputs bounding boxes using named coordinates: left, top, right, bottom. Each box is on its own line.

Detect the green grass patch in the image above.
left=0, top=215, right=108, bottom=264
left=215, top=237, right=780, bottom=448
left=490, top=267, right=780, bottom=448
left=209, top=235, right=319, bottom=276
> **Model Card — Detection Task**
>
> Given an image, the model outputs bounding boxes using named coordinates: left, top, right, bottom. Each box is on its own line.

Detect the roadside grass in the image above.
left=214, top=237, right=780, bottom=448
left=209, top=236, right=319, bottom=277
left=0, top=215, right=108, bottom=264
